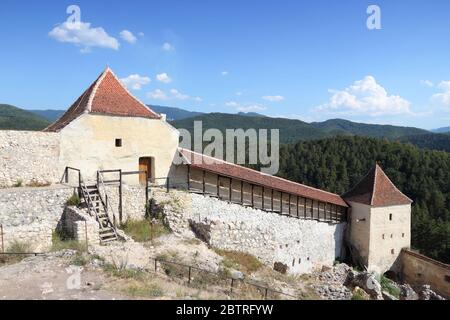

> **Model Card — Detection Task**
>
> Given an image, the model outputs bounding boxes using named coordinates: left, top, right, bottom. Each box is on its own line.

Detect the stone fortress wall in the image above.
left=0, top=131, right=61, bottom=188
left=153, top=190, right=346, bottom=274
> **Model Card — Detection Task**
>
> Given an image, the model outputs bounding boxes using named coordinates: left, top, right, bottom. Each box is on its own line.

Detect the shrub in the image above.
left=0, top=240, right=32, bottom=265
left=26, top=180, right=51, bottom=187
left=214, top=249, right=262, bottom=273
left=66, top=194, right=81, bottom=206
left=380, top=276, right=401, bottom=299
left=121, top=219, right=170, bottom=242
left=13, top=179, right=23, bottom=187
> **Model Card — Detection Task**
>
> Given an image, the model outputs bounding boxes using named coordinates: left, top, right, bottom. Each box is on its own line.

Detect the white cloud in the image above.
left=431, top=81, right=450, bottom=106
left=49, top=21, right=119, bottom=51
left=156, top=73, right=172, bottom=84
left=262, top=95, right=284, bottom=102
left=170, top=89, right=189, bottom=100
left=236, top=104, right=267, bottom=113
left=119, top=30, right=137, bottom=44
left=221, top=71, right=229, bottom=76
left=226, top=101, right=266, bottom=112
left=138, top=32, right=145, bottom=37
left=120, top=74, right=151, bottom=90
left=147, top=88, right=200, bottom=102
left=421, top=80, right=434, bottom=87
left=162, top=42, right=174, bottom=51
left=147, top=89, right=168, bottom=100
left=225, top=101, right=239, bottom=107
left=316, top=76, right=412, bottom=116
left=236, top=91, right=243, bottom=96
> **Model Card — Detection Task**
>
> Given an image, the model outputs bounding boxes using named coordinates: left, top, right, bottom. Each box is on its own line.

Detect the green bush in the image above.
left=380, top=276, right=401, bottom=299
left=66, top=194, right=81, bottom=206
left=214, top=249, right=262, bottom=273
left=13, top=179, right=23, bottom=187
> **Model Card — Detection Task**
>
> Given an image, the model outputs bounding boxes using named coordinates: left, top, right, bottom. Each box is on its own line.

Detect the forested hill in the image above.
left=0, top=104, right=50, bottom=130
left=274, top=136, right=449, bottom=263
left=171, top=113, right=329, bottom=143
left=311, top=118, right=428, bottom=139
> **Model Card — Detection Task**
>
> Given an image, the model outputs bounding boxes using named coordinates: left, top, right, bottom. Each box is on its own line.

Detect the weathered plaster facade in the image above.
left=59, top=113, right=179, bottom=184
left=349, top=201, right=411, bottom=274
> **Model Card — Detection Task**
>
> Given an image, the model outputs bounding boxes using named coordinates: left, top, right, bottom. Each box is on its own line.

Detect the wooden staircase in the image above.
left=80, top=184, right=118, bottom=244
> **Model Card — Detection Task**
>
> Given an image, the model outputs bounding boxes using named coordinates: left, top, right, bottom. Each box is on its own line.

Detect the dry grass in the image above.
left=121, top=219, right=171, bottom=243
left=214, top=249, right=262, bottom=273
left=0, top=240, right=33, bottom=266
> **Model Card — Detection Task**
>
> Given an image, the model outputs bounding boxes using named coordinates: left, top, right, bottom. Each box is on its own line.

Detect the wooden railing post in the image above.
left=166, top=177, right=170, bottom=193
left=119, top=169, right=123, bottom=224
left=65, top=167, right=68, bottom=183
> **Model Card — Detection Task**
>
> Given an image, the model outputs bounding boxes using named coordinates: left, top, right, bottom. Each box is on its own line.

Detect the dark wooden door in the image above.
left=139, top=157, right=152, bottom=185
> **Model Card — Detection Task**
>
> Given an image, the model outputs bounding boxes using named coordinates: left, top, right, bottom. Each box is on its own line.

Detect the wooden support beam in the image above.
left=240, top=181, right=244, bottom=204
left=262, top=187, right=265, bottom=210
left=217, top=174, right=220, bottom=198
left=271, top=189, right=274, bottom=212
left=288, top=194, right=291, bottom=215
left=296, top=196, right=299, bottom=218
left=280, top=192, right=283, bottom=214
left=202, top=170, right=206, bottom=194
left=187, top=165, right=191, bottom=190
left=229, top=178, right=232, bottom=201
left=304, top=198, right=307, bottom=219
left=251, top=184, right=254, bottom=207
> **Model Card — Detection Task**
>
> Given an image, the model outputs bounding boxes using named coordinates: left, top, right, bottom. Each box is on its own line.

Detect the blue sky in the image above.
left=1, top=0, right=450, bottom=129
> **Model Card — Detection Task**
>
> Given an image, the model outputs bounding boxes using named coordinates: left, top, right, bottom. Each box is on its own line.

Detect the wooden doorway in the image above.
left=139, top=157, right=154, bottom=185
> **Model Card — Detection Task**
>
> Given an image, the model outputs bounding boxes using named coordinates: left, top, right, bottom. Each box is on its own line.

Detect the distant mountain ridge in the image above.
left=148, top=105, right=204, bottom=121
left=2, top=103, right=450, bottom=153
left=433, top=126, right=450, bottom=133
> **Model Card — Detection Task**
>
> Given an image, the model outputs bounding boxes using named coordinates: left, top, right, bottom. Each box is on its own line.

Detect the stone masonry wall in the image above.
left=102, top=184, right=147, bottom=223
left=152, top=190, right=346, bottom=274
left=60, top=206, right=100, bottom=246
left=0, top=130, right=61, bottom=188
left=0, top=185, right=76, bottom=251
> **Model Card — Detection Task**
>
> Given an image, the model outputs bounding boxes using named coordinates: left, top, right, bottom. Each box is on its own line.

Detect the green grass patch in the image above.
left=121, top=219, right=171, bottom=242
left=214, top=249, right=262, bottom=274
left=380, top=276, right=401, bottom=299
left=124, top=283, right=164, bottom=298
left=103, top=263, right=145, bottom=280
left=51, top=231, right=86, bottom=252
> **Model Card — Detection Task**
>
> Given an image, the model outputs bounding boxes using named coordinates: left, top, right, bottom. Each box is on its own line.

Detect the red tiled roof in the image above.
left=44, top=67, right=160, bottom=132
left=179, top=148, right=348, bottom=207
left=343, top=164, right=412, bottom=206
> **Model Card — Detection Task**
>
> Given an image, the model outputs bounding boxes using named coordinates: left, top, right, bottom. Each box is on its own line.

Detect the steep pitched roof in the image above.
left=343, top=164, right=412, bottom=206
left=179, top=148, right=348, bottom=207
left=44, top=67, right=161, bottom=132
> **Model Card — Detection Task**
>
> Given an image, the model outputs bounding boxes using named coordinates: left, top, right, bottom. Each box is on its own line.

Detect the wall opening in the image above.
left=389, top=213, right=393, bottom=221
left=115, top=138, right=122, bottom=147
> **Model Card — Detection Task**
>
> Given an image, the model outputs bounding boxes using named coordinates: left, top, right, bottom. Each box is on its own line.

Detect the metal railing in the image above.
left=150, top=257, right=298, bottom=300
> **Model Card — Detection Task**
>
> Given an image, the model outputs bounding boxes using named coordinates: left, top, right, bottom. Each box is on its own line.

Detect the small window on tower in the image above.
left=389, top=213, right=393, bottom=221
left=382, top=234, right=385, bottom=240
left=402, top=233, right=405, bottom=238
left=391, top=249, right=395, bottom=255
left=115, top=139, right=122, bottom=147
